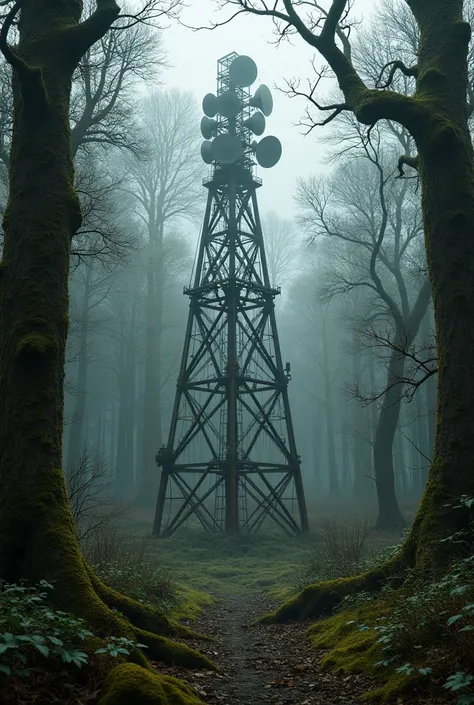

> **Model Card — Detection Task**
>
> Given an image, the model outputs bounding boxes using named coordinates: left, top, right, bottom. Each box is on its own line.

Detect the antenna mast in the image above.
left=153, top=53, right=309, bottom=536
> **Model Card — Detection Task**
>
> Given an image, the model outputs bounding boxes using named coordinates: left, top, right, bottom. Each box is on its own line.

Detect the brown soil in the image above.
left=153, top=593, right=370, bottom=704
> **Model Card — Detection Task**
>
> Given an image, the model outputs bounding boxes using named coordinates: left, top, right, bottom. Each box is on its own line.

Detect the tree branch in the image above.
left=376, top=60, right=418, bottom=89
left=65, top=0, right=121, bottom=67
left=216, top=1, right=429, bottom=134
left=282, top=70, right=350, bottom=132
left=397, top=154, right=419, bottom=177
left=0, top=0, right=48, bottom=111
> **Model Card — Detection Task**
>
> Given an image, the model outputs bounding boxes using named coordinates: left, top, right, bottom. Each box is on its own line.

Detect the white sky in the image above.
left=163, top=0, right=374, bottom=218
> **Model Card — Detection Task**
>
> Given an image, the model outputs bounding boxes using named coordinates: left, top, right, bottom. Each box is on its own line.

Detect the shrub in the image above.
left=347, top=496, right=474, bottom=704
left=82, top=525, right=178, bottom=612
left=294, top=517, right=372, bottom=589
left=66, top=448, right=129, bottom=542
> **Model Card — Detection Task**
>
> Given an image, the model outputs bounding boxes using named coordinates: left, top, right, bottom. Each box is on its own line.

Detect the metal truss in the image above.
left=152, top=54, right=309, bottom=537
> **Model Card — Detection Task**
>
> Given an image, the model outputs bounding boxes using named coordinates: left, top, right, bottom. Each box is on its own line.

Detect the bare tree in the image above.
left=72, top=152, right=139, bottom=266
left=71, top=0, right=167, bottom=157
left=125, top=88, right=203, bottom=503
left=287, top=258, right=343, bottom=497
left=261, top=211, right=300, bottom=287
left=67, top=447, right=128, bottom=542
left=296, top=127, right=430, bottom=529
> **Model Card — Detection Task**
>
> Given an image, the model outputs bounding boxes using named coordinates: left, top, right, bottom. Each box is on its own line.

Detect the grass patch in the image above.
left=153, top=529, right=312, bottom=596
left=120, top=507, right=406, bottom=599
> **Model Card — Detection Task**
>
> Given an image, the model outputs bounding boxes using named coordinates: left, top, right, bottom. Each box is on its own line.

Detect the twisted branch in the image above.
left=376, top=60, right=418, bottom=89
left=397, top=154, right=419, bottom=177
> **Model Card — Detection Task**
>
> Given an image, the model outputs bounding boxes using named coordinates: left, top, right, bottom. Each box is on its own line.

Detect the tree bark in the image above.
left=421, top=306, right=436, bottom=459
left=0, top=3, right=88, bottom=586
left=415, top=387, right=429, bottom=490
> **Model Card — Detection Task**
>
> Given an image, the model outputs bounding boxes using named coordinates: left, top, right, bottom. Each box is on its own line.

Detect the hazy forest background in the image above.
left=0, top=1, right=473, bottom=704
left=54, top=4, right=436, bottom=525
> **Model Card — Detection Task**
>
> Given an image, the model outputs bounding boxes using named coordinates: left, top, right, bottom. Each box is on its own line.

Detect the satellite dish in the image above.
left=201, top=116, right=218, bottom=140
left=202, top=93, right=218, bottom=117
left=201, top=140, right=214, bottom=164
left=212, top=133, right=243, bottom=164
left=229, top=55, right=258, bottom=87
left=243, top=111, right=266, bottom=136
left=217, top=90, right=242, bottom=118
left=250, top=84, right=273, bottom=117
left=255, top=135, right=282, bottom=168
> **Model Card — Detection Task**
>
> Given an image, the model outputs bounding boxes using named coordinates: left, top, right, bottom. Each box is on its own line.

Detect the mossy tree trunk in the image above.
left=0, top=2, right=212, bottom=684
left=0, top=0, right=120, bottom=589
left=320, top=0, right=474, bottom=562
left=233, top=0, right=474, bottom=620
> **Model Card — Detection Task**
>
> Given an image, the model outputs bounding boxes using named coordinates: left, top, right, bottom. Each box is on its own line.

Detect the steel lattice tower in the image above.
left=152, top=53, right=309, bottom=537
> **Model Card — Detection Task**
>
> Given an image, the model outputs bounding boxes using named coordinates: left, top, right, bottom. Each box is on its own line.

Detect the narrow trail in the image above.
left=154, top=594, right=370, bottom=704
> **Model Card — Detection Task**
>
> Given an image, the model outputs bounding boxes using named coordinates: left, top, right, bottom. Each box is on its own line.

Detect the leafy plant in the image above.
left=0, top=580, right=146, bottom=679
left=346, top=496, right=474, bottom=703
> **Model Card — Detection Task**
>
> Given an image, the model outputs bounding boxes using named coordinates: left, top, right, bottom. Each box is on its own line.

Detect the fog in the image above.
left=52, top=0, right=436, bottom=540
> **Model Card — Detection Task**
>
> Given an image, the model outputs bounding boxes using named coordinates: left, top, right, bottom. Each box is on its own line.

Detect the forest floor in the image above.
left=154, top=592, right=372, bottom=705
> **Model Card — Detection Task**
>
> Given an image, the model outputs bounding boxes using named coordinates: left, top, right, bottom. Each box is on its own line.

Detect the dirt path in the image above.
left=153, top=594, right=370, bottom=704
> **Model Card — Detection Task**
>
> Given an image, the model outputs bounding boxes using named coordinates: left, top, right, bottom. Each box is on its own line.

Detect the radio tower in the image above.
left=152, top=53, right=309, bottom=537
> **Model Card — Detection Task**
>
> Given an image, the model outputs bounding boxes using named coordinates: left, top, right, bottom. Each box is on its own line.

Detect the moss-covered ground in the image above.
left=124, top=504, right=405, bottom=600
left=158, top=529, right=309, bottom=599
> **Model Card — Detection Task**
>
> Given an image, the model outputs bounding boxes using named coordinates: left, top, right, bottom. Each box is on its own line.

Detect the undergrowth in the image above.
left=310, top=495, right=474, bottom=703
left=294, top=517, right=402, bottom=591
left=82, top=526, right=179, bottom=612
left=143, top=510, right=401, bottom=598
left=0, top=581, right=146, bottom=703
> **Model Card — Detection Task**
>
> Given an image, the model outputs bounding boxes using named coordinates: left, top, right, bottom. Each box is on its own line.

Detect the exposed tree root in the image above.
left=133, top=627, right=216, bottom=669
left=98, top=663, right=205, bottom=705
left=263, top=477, right=469, bottom=624
left=261, top=552, right=411, bottom=623
left=88, top=568, right=207, bottom=641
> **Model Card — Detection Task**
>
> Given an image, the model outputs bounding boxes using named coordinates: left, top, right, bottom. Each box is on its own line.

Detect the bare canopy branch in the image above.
left=212, top=0, right=430, bottom=134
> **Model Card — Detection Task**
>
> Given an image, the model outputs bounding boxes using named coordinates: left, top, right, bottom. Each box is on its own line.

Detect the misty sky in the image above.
left=164, top=0, right=374, bottom=217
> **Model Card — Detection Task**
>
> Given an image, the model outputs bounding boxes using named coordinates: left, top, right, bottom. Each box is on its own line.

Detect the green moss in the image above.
left=98, top=663, right=204, bottom=705
left=152, top=529, right=311, bottom=596
left=90, top=571, right=193, bottom=638
left=16, top=332, right=57, bottom=357
left=171, top=585, right=214, bottom=622
left=260, top=564, right=398, bottom=623
left=307, top=606, right=416, bottom=702
left=134, top=628, right=217, bottom=671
